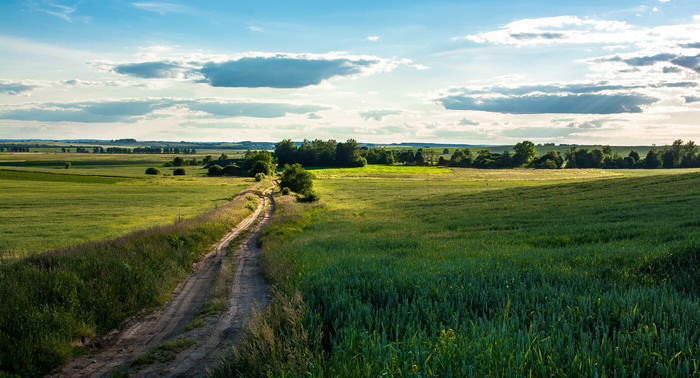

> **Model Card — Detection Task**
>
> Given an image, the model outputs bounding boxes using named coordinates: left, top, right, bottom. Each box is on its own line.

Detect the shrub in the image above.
left=145, top=167, right=160, bottom=175
left=208, top=165, right=223, bottom=176
left=173, top=168, right=186, bottom=176
left=64, top=162, right=71, bottom=169
left=281, top=187, right=291, bottom=195
left=297, top=191, right=320, bottom=202
left=279, top=164, right=314, bottom=194
left=222, top=164, right=240, bottom=176
left=172, top=157, right=185, bottom=167
left=255, top=173, right=265, bottom=182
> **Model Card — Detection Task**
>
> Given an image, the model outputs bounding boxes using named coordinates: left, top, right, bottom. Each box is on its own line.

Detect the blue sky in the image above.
left=1, top=0, right=699, bottom=144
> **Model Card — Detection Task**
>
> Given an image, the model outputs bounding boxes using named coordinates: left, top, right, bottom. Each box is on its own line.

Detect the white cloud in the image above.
left=248, top=26, right=264, bottom=32
left=366, top=36, right=380, bottom=42
left=460, top=15, right=699, bottom=48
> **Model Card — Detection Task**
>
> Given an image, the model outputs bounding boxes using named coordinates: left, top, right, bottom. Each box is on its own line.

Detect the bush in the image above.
left=145, top=167, right=160, bottom=175
left=208, top=165, right=224, bottom=176
left=255, top=173, right=265, bottom=182
left=173, top=168, right=186, bottom=176
left=222, top=164, right=240, bottom=176
left=297, top=191, right=320, bottom=202
left=64, top=162, right=71, bottom=169
left=281, top=187, right=290, bottom=195
left=279, top=164, right=314, bottom=194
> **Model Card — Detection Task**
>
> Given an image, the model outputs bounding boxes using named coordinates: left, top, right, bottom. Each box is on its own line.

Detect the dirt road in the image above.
left=55, top=188, right=274, bottom=377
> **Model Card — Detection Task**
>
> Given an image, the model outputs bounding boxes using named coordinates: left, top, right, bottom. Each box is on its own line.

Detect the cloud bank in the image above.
left=437, top=82, right=659, bottom=114
left=0, top=98, right=328, bottom=123
left=106, top=53, right=402, bottom=88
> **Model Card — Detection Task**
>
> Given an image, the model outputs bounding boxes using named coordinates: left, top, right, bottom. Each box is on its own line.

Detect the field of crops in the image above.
left=0, top=153, right=251, bottom=257
left=220, top=167, right=700, bottom=376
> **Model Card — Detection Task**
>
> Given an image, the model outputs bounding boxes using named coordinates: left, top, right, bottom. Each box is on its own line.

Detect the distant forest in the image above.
left=274, top=139, right=700, bottom=169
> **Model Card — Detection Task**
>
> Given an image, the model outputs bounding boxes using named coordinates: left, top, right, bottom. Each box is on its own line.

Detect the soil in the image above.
left=54, top=188, right=274, bottom=377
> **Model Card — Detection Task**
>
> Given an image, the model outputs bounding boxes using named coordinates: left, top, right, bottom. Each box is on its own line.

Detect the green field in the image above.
left=0, top=151, right=268, bottom=376
left=219, top=167, right=700, bottom=376
left=0, top=154, right=251, bottom=257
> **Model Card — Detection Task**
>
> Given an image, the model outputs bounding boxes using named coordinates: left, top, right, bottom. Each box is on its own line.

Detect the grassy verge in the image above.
left=0, top=182, right=265, bottom=377
left=213, top=169, right=700, bottom=377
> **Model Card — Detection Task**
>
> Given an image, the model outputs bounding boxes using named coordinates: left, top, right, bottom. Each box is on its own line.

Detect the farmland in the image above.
left=219, top=167, right=700, bottom=376
left=0, top=153, right=249, bottom=257
left=0, top=151, right=264, bottom=376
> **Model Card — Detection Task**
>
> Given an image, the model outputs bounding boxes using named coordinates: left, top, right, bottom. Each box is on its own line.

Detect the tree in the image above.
left=251, top=160, right=273, bottom=176
left=208, top=165, right=224, bottom=176
left=145, top=167, right=160, bottom=175
left=64, top=162, right=71, bottom=169
left=279, top=163, right=314, bottom=194
left=590, top=149, right=604, bottom=168
left=218, top=153, right=228, bottom=161
left=274, top=139, right=297, bottom=166
left=202, top=155, right=213, bottom=165
left=443, top=148, right=450, bottom=155
left=336, top=139, right=361, bottom=167
left=172, top=157, right=185, bottom=167
left=681, top=140, right=698, bottom=167
left=645, top=147, right=662, bottom=169
left=512, top=141, right=537, bottom=167
left=533, top=150, right=563, bottom=169
left=173, top=168, right=186, bottom=175
left=628, top=150, right=640, bottom=163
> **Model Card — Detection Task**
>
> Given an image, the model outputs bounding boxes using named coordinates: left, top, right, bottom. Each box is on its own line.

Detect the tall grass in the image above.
left=214, top=169, right=700, bottom=377
left=0, top=183, right=265, bottom=377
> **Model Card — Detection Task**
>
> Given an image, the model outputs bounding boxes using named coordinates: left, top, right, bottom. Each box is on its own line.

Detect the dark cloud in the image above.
left=112, top=61, right=186, bottom=78
left=455, top=82, right=643, bottom=96
left=0, top=82, right=38, bottom=95
left=684, top=96, right=700, bottom=103
left=654, top=82, right=697, bottom=88
left=188, top=102, right=328, bottom=118
left=622, top=53, right=676, bottom=67
left=510, top=32, right=564, bottom=40
left=199, top=57, right=377, bottom=88
left=307, top=113, right=322, bottom=119
left=438, top=94, right=658, bottom=114
left=459, top=118, right=479, bottom=126
left=359, top=110, right=401, bottom=121
left=604, top=53, right=700, bottom=73
left=680, top=42, right=700, bottom=49
left=0, top=99, right=327, bottom=123
left=670, top=55, right=700, bottom=73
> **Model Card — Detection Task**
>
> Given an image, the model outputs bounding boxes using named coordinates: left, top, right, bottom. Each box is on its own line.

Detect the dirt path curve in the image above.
left=54, top=186, right=274, bottom=378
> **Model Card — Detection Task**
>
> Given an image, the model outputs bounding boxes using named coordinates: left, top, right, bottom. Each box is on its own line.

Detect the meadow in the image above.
left=218, top=166, right=700, bottom=377
left=0, top=153, right=248, bottom=257
left=0, top=152, right=264, bottom=376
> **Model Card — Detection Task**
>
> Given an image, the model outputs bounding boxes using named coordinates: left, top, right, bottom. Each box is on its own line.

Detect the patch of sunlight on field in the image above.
left=310, top=165, right=452, bottom=177
left=0, top=172, right=252, bottom=257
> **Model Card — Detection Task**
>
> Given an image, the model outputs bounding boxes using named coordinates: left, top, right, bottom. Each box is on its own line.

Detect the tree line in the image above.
left=73, top=146, right=197, bottom=154
left=441, top=140, right=699, bottom=169
left=273, top=139, right=699, bottom=170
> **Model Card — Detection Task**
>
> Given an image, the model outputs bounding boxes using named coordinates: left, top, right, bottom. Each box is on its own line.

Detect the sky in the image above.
left=0, top=0, right=699, bottom=145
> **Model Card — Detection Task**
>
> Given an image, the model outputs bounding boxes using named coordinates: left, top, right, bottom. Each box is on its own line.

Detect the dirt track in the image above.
left=55, top=188, right=274, bottom=377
